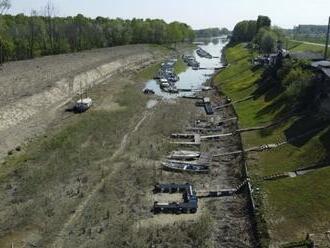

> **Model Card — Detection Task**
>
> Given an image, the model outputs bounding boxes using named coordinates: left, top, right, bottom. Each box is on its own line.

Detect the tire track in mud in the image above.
left=51, top=110, right=152, bottom=248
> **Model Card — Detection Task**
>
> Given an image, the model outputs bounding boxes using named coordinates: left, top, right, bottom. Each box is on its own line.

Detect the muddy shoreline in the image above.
left=211, top=46, right=260, bottom=247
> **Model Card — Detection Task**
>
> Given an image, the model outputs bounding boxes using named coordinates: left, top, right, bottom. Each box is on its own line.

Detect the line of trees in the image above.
left=195, top=27, right=231, bottom=38
left=231, top=15, right=286, bottom=53
left=0, top=1, right=195, bottom=62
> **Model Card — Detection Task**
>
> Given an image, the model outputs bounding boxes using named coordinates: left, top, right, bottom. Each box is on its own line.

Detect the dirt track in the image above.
left=0, top=44, right=166, bottom=161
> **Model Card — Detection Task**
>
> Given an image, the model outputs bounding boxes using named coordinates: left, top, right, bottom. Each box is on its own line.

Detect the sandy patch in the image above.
left=146, top=99, right=158, bottom=109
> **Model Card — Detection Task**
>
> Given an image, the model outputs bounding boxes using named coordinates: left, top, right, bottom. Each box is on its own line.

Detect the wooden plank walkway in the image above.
left=196, top=179, right=249, bottom=198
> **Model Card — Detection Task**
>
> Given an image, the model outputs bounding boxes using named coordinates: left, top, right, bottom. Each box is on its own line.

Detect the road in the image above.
left=290, top=39, right=329, bottom=47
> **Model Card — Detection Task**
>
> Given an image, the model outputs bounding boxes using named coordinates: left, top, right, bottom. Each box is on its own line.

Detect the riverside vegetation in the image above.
left=215, top=15, right=330, bottom=247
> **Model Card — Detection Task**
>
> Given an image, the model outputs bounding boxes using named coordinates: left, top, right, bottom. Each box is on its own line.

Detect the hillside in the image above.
left=214, top=43, right=330, bottom=247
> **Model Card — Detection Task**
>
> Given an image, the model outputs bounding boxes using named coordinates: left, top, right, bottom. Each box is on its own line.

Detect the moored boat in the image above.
left=167, top=150, right=200, bottom=160
left=196, top=47, right=212, bottom=59
left=161, top=161, right=209, bottom=174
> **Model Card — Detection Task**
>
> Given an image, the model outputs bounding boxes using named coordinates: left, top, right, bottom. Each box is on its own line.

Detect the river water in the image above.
left=145, top=37, right=228, bottom=98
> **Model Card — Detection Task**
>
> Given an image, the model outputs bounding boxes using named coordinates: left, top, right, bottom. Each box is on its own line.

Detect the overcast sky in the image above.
left=8, top=0, right=330, bottom=30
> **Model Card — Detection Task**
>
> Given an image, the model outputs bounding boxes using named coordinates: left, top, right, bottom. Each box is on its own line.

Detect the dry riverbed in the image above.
left=0, top=46, right=254, bottom=247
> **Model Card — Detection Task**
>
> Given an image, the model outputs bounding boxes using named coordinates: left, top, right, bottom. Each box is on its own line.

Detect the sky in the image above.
left=7, top=0, right=330, bottom=30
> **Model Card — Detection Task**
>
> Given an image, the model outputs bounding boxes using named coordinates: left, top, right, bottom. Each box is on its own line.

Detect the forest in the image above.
left=231, top=15, right=286, bottom=53
left=0, top=1, right=195, bottom=62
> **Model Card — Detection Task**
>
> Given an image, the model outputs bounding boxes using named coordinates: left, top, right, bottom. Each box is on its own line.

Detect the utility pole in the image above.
left=324, top=16, right=330, bottom=60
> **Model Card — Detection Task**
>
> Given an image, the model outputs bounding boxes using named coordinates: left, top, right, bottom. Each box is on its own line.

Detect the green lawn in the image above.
left=288, top=40, right=329, bottom=56
left=214, top=43, right=330, bottom=246
left=175, top=57, right=188, bottom=74
left=262, top=166, right=330, bottom=241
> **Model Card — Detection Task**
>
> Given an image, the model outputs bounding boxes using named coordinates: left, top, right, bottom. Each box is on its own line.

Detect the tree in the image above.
left=0, top=0, right=10, bottom=63
left=0, top=11, right=195, bottom=63
left=257, top=15, right=271, bottom=31
left=44, top=0, right=56, bottom=53
left=27, top=10, right=39, bottom=58
left=260, top=31, right=277, bottom=53
left=0, top=0, right=10, bottom=14
left=232, top=20, right=257, bottom=43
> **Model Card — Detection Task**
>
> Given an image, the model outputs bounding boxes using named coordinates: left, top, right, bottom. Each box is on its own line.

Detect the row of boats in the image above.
left=182, top=54, right=200, bottom=70
left=153, top=59, right=180, bottom=94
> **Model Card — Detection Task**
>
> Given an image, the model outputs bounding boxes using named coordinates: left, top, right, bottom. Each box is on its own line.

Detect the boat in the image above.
left=164, top=86, right=179, bottom=94
left=168, top=74, right=179, bottom=82
left=160, top=82, right=170, bottom=88
left=74, top=97, right=92, bottom=113
left=161, top=161, right=209, bottom=174
left=167, top=150, right=200, bottom=160
left=201, top=86, right=212, bottom=91
left=196, top=48, right=212, bottom=59
left=143, top=88, right=155, bottom=95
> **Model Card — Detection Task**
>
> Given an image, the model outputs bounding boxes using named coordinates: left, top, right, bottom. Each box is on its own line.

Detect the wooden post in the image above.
left=324, top=16, right=330, bottom=60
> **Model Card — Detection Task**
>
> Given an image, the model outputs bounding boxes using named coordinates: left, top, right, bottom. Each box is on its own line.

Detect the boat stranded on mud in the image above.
left=196, top=47, right=213, bottom=59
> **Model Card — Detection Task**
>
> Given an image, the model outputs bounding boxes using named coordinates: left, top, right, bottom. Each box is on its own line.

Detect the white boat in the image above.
left=74, top=97, right=93, bottom=113
left=160, top=82, right=170, bottom=88
left=202, top=86, right=212, bottom=91
left=161, top=161, right=209, bottom=174
left=167, top=150, right=200, bottom=160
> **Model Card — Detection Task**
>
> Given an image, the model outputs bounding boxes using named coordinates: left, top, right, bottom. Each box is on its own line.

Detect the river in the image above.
left=144, top=37, right=229, bottom=98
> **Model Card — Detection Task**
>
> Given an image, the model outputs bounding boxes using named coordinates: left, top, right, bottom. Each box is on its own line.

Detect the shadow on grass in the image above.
left=284, top=116, right=330, bottom=147
left=319, top=127, right=330, bottom=161
left=217, top=66, right=256, bottom=86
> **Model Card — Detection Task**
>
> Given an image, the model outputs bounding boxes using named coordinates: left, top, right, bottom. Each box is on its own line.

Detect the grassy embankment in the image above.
left=214, top=43, right=330, bottom=246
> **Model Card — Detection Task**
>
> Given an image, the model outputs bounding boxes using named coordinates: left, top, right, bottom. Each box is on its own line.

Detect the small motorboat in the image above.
left=74, top=97, right=92, bottom=113
left=161, top=161, right=209, bottom=174
left=144, top=88, right=155, bottom=95
left=167, top=150, right=200, bottom=160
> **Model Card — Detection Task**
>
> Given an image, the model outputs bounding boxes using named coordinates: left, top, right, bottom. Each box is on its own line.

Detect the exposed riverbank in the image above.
left=0, top=44, right=171, bottom=162
left=0, top=40, right=256, bottom=247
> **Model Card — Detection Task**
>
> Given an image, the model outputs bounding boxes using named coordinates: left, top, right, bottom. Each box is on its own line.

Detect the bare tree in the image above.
left=0, top=0, right=10, bottom=15
left=44, top=0, right=56, bottom=53
left=28, top=10, right=38, bottom=58
left=0, top=0, right=11, bottom=64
